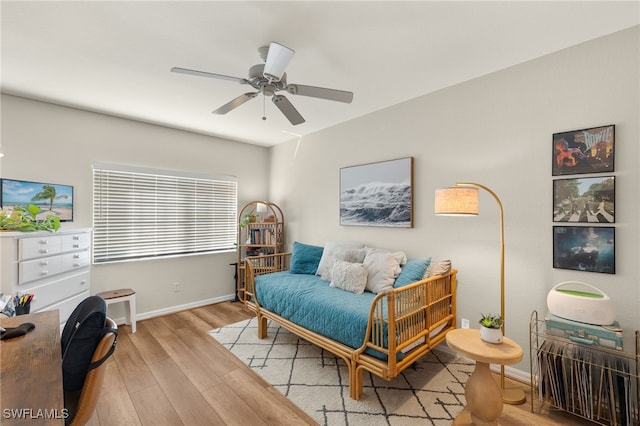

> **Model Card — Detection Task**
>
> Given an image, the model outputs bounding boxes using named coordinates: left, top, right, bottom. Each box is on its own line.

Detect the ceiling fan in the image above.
left=171, top=42, right=353, bottom=125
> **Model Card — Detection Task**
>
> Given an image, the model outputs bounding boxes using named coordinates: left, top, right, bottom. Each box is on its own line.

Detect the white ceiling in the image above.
left=1, top=1, right=638, bottom=147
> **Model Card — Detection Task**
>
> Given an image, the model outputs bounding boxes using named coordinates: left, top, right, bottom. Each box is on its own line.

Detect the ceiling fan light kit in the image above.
left=262, top=42, right=295, bottom=82
left=171, top=41, right=353, bottom=125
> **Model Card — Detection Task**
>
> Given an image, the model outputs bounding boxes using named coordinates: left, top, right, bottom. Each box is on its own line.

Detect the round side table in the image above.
left=446, top=328, right=523, bottom=426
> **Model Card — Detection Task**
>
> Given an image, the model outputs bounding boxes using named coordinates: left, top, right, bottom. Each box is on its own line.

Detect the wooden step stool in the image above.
left=97, top=288, right=136, bottom=333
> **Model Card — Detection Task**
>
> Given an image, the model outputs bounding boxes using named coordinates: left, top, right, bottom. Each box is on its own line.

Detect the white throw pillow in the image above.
left=363, top=248, right=407, bottom=294
left=424, top=259, right=452, bottom=277
left=330, top=260, right=368, bottom=294
left=316, top=241, right=366, bottom=281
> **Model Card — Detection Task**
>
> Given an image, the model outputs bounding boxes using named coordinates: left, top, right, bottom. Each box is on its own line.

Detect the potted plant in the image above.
left=239, top=213, right=257, bottom=229
left=0, top=204, right=60, bottom=232
left=479, top=313, right=503, bottom=344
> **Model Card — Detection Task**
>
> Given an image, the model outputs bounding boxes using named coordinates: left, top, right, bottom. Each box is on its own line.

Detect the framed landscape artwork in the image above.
left=552, top=124, right=614, bottom=176
left=553, top=226, right=615, bottom=274
left=340, top=157, right=413, bottom=227
left=0, top=178, right=74, bottom=221
left=553, top=176, right=615, bottom=223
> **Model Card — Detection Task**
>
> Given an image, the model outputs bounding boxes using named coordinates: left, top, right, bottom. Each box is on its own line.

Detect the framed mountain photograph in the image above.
left=340, top=157, right=413, bottom=227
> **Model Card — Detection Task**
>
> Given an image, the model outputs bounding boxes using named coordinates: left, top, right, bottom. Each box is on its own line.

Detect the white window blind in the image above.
left=93, top=164, right=237, bottom=264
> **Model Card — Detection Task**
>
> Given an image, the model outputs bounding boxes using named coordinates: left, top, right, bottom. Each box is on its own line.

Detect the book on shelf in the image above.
left=250, top=229, right=261, bottom=245
left=247, top=227, right=278, bottom=246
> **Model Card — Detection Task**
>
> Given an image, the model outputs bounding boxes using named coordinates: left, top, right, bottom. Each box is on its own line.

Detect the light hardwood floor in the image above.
left=88, top=301, right=592, bottom=425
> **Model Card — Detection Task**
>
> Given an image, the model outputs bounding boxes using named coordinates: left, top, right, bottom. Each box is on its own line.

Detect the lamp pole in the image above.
left=453, top=182, right=525, bottom=405
left=455, top=183, right=504, bottom=334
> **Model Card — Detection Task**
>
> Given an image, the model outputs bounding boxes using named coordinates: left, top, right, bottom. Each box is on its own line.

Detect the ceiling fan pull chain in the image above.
left=262, top=94, right=267, bottom=121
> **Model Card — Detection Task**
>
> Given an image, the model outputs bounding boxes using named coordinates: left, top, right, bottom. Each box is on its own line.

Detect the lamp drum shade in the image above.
left=434, top=187, right=479, bottom=215
left=256, top=202, right=268, bottom=214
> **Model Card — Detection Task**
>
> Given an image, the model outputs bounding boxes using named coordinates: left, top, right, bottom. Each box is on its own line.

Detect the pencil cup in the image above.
left=15, top=302, right=31, bottom=315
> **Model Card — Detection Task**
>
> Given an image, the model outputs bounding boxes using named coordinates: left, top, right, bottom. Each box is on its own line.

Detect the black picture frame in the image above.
left=339, top=157, right=413, bottom=227
left=553, top=176, right=615, bottom=223
left=552, top=124, right=614, bottom=176
left=553, top=226, right=615, bottom=274
left=0, top=178, right=74, bottom=222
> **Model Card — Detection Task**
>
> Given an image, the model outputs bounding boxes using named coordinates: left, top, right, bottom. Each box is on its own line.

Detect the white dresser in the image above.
left=0, top=228, right=91, bottom=326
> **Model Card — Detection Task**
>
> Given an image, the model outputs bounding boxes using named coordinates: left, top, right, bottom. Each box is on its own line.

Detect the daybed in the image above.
left=242, top=242, right=457, bottom=400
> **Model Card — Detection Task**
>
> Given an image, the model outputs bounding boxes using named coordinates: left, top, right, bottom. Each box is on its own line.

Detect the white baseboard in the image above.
left=109, top=293, right=236, bottom=327
left=437, top=341, right=532, bottom=384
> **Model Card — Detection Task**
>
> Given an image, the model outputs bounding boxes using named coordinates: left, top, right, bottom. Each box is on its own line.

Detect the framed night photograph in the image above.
left=0, top=178, right=74, bottom=221
left=552, top=124, right=614, bottom=176
left=553, top=226, right=615, bottom=274
left=340, top=157, right=413, bottom=227
left=553, top=176, right=615, bottom=223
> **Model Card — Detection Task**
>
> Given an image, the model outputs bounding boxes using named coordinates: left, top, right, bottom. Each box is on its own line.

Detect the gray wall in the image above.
left=269, top=27, right=640, bottom=374
left=0, top=96, right=270, bottom=317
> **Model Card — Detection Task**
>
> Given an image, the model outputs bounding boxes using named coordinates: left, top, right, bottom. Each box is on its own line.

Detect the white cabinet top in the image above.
left=0, top=227, right=92, bottom=239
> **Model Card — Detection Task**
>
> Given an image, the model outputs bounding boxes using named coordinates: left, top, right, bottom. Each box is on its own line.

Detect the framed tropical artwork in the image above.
left=0, top=178, right=74, bottom=221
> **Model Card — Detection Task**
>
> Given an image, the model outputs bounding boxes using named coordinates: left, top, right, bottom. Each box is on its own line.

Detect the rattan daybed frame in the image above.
left=243, top=252, right=457, bottom=400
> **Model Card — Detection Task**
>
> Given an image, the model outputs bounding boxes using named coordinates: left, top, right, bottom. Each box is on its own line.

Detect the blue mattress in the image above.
left=255, top=271, right=384, bottom=352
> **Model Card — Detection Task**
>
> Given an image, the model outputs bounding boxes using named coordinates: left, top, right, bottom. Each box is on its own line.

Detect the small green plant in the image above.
left=0, top=204, right=60, bottom=232
left=239, top=213, right=257, bottom=229
left=479, top=313, right=503, bottom=329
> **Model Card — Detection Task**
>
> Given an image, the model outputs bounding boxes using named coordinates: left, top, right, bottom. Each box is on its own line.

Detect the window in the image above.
left=93, top=163, right=237, bottom=264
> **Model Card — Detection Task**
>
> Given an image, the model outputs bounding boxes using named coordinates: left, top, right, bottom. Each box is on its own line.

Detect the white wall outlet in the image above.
left=461, top=318, right=470, bottom=329
left=173, top=282, right=181, bottom=292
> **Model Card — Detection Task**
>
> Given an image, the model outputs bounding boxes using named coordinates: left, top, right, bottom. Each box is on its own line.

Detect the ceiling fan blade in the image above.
left=286, top=84, right=353, bottom=103
left=272, top=95, right=305, bottom=125
left=171, top=67, right=248, bottom=84
left=213, top=92, right=259, bottom=115
left=263, top=42, right=295, bottom=82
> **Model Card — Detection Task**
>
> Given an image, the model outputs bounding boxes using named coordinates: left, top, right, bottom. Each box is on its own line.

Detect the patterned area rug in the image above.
left=209, top=318, right=473, bottom=425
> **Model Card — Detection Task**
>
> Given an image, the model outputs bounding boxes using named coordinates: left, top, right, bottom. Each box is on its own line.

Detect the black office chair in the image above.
left=64, top=317, right=117, bottom=425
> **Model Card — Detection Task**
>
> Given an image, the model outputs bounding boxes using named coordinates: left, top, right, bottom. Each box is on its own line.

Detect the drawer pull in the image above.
left=73, top=236, right=80, bottom=240
left=73, top=262, right=81, bottom=267
left=41, top=270, right=49, bottom=276
left=40, top=249, right=49, bottom=254
left=73, top=243, right=80, bottom=248
left=41, top=261, right=49, bottom=266
left=40, top=240, right=49, bottom=245
left=80, top=280, right=87, bottom=285
left=73, top=254, right=81, bottom=259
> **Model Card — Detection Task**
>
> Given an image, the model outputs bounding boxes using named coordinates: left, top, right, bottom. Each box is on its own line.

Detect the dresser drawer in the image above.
left=19, top=256, right=62, bottom=284
left=60, top=249, right=90, bottom=271
left=29, top=271, right=90, bottom=313
left=19, top=235, right=61, bottom=260
left=38, top=289, right=91, bottom=327
left=61, top=233, right=91, bottom=252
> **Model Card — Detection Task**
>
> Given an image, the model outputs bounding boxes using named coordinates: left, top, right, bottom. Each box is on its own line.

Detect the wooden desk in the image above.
left=1, top=310, right=65, bottom=425
left=446, top=328, right=523, bottom=426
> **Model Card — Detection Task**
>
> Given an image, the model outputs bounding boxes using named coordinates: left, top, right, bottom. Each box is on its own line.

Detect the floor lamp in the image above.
left=434, top=182, right=526, bottom=405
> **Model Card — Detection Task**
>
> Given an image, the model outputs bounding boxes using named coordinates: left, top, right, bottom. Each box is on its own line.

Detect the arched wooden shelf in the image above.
left=236, top=201, right=284, bottom=301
